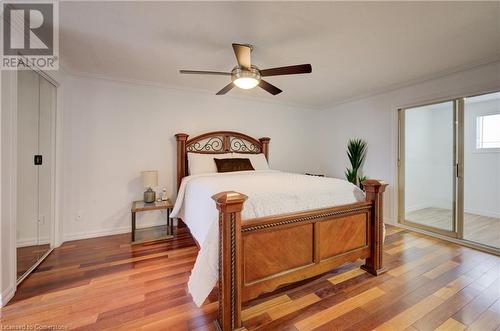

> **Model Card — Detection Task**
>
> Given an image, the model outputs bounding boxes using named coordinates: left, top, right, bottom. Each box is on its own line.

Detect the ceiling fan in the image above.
left=179, top=43, right=312, bottom=95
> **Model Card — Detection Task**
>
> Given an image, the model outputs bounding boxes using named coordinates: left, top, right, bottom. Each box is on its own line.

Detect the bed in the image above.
left=172, top=131, right=387, bottom=331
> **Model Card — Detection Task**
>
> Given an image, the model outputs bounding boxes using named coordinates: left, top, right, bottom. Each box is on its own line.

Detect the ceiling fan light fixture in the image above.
left=179, top=43, right=312, bottom=95
left=234, top=77, right=259, bottom=89
left=232, top=66, right=261, bottom=90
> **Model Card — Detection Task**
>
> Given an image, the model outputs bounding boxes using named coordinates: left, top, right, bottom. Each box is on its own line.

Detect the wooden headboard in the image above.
left=175, top=131, right=270, bottom=190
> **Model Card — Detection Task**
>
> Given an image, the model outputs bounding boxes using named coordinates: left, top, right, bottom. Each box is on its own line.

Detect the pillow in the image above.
left=232, top=153, right=269, bottom=170
left=214, top=158, right=254, bottom=173
left=187, top=153, right=229, bottom=175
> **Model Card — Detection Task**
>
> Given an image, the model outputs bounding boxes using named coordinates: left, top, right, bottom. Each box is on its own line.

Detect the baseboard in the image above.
left=0, top=284, right=16, bottom=307
left=405, top=206, right=499, bottom=219
left=62, top=219, right=175, bottom=242
left=394, top=223, right=499, bottom=256
left=63, top=226, right=131, bottom=242
left=16, top=237, right=51, bottom=248
left=383, top=217, right=395, bottom=225
left=405, top=203, right=433, bottom=213
left=464, top=208, right=500, bottom=219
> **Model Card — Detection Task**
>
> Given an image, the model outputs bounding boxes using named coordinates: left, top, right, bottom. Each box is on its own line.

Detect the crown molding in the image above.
left=60, top=65, right=317, bottom=111
left=60, top=55, right=500, bottom=112
left=318, top=55, right=500, bottom=111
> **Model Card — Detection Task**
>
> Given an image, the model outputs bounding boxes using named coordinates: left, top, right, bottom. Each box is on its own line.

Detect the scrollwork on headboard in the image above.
left=175, top=131, right=270, bottom=190
left=187, top=136, right=225, bottom=153
left=230, top=137, right=261, bottom=153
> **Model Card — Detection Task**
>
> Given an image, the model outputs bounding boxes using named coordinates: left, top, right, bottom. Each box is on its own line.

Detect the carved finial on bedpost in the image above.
left=361, top=179, right=388, bottom=276
left=175, top=133, right=189, bottom=191
left=212, top=191, right=247, bottom=331
left=259, top=137, right=270, bottom=160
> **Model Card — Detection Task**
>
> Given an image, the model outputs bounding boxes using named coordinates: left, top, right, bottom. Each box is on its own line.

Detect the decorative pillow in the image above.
left=231, top=153, right=269, bottom=170
left=188, top=153, right=230, bottom=175
left=214, top=158, right=255, bottom=173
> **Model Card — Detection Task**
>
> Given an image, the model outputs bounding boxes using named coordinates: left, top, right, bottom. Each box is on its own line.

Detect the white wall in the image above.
left=464, top=98, right=500, bottom=218
left=61, top=74, right=316, bottom=240
left=312, top=61, right=500, bottom=225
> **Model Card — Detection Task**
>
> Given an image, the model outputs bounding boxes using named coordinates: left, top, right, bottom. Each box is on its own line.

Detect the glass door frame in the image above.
left=398, top=90, right=500, bottom=254
left=397, top=98, right=464, bottom=239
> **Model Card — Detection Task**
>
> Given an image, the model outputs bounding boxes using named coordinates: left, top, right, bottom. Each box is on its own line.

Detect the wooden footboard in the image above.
left=212, top=180, right=387, bottom=331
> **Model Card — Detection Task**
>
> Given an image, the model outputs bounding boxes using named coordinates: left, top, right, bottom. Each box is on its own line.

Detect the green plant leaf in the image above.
left=345, top=168, right=357, bottom=184
left=358, top=175, right=368, bottom=190
left=347, top=138, right=367, bottom=171
left=346, top=138, right=367, bottom=186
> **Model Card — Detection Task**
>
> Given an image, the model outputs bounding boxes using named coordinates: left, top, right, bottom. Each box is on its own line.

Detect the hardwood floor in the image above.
left=406, top=207, right=500, bottom=248
left=1, top=225, right=499, bottom=330
left=16, top=244, right=51, bottom=278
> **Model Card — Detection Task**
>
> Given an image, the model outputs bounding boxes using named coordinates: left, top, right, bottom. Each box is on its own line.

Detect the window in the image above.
left=476, top=113, right=500, bottom=150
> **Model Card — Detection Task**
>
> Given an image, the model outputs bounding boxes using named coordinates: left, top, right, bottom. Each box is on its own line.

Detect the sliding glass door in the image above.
left=399, top=100, right=459, bottom=237
left=463, top=92, right=500, bottom=249
left=399, top=92, right=500, bottom=251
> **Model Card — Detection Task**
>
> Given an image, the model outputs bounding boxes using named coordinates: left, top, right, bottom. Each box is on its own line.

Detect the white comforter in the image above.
left=171, top=170, right=365, bottom=306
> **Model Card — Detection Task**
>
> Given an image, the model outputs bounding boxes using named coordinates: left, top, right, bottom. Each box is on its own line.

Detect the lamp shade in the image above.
left=141, top=170, right=158, bottom=188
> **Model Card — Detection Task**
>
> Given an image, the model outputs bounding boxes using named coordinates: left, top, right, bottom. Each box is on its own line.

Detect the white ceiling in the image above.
left=60, top=1, right=500, bottom=109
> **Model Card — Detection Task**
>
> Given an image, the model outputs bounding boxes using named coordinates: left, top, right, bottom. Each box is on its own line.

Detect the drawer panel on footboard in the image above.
left=243, top=224, right=313, bottom=284
left=319, top=213, right=369, bottom=260
left=240, top=206, right=373, bottom=302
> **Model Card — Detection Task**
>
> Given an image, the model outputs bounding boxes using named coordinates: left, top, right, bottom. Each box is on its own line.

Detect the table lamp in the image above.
left=141, top=170, right=158, bottom=203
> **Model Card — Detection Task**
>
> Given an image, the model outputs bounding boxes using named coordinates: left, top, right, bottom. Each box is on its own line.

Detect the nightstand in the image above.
left=131, top=199, right=173, bottom=244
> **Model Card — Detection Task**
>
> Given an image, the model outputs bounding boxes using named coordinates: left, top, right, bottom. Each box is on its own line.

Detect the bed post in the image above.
left=361, top=179, right=388, bottom=276
left=175, top=133, right=189, bottom=191
left=259, top=137, right=270, bottom=160
left=212, top=191, right=247, bottom=331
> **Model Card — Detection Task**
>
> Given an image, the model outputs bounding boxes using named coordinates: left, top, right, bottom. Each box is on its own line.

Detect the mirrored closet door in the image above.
left=17, top=68, right=56, bottom=281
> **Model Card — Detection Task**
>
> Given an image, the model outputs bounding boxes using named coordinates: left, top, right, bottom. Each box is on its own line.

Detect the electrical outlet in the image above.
left=76, top=211, right=84, bottom=222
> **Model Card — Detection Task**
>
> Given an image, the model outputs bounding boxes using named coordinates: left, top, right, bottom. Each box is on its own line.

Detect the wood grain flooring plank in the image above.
left=452, top=278, right=500, bottom=326
left=266, top=293, right=321, bottom=320
left=344, top=253, right=488, bottom=331
left=410, top=284, right=481, bottom=330
left=423, top=261, right=460, bottom=279
left=293, top=287, right=385, bottom=330
left=435, top=318, right=467, bottom=331
left=377, top=265, right=498, bottom=331
left=468, top=309, right=500, bottom=331
left=2, top=225, right=498, bottom=331
left=241, top=295, right=292, bottom=321
left=327, top=268, right=366, bottom=284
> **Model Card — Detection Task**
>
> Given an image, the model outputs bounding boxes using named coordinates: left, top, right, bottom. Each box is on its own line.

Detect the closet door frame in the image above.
left=15, top=65, right=59, bottom=285
left=32, top=67, right=60, bottom=253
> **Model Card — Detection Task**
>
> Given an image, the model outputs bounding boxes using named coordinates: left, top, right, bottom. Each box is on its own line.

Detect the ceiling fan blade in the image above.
left=260, top=64, right=312, bottom=77
left=258, top=80, right=282, bottom=95
left=179, top=70, right=231, bottom=76
left=216, top=82, right=234, bottom=95
left=232, top=43, right=251, bottom=69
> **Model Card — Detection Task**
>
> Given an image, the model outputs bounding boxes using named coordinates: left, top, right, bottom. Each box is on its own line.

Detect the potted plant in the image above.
left=345, top=139, right=385, bottom=240
left=344, top=138, right=367, bottom=190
